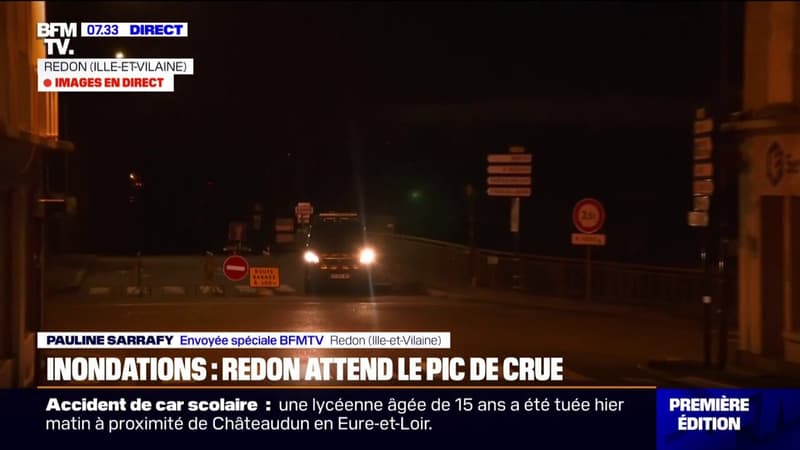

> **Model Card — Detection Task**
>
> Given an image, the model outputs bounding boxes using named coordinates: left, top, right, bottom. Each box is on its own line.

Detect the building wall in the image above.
left=738, top=133, right=800, bottom=360
left=0, top=1, right=59, bottom=387
left=0, top=1, right=58, bottom=140
left=734, top=2, right=800, bottom=367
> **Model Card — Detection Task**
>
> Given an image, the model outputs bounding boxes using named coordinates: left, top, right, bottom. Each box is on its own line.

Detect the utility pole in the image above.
left=511, top=196, right=521, bottom=289
left=466, top=184, right=477, bottom=287
left=716, top=1, right=731, bottom=371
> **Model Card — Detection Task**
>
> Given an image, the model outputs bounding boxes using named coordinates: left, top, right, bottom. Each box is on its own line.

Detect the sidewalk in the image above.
left=45, top=254, right=95, bottom=294
left=424, top=284, right=800, bottom=387
left=641, top=358, right=800, bottom=388
left=424, top=283, right=708, bottom=322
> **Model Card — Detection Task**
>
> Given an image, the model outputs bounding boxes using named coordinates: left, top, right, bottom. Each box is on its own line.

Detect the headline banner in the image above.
left=1, top=388, right=798, bottom=449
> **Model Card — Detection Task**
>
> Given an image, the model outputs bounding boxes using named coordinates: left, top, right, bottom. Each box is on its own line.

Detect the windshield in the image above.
left=309, top=221, right=364, bottom=251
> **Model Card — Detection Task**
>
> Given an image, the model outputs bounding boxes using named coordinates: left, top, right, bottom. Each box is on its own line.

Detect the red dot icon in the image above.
left=43, top=79, right=51, bottom=87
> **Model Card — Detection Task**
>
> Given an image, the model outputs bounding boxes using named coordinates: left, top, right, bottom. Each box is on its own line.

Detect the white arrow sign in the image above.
left=694, top=137, right=713, bottom=160
left=693, top=195, right=710, bottom=212
left=693, top=179, right=714, bottom=195
left=688, top=211, right=709, bottom=227
left=487, top=154, right=532, bottom=163
left=487, top=165, right=532, bottom=174
left=693, top=162, right=713, bottom=178
left=487, top=187, right=531, bottom=197
left=694, top=118, right=713, bottom=135
left=487, top=176, right=532, bottom=186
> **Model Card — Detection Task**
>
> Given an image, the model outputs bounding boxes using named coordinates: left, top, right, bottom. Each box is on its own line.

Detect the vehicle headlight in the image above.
left=359, top=248, right=376, bottom=264
left=303, top=250, right=319, bottom=264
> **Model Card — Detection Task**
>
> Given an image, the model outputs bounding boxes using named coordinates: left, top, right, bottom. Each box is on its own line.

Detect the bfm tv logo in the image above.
left=767, top=142, right=800, bottom=186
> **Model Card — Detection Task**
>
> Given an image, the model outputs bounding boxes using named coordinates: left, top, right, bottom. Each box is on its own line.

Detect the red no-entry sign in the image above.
left=223, top=255, right=249, bottom=281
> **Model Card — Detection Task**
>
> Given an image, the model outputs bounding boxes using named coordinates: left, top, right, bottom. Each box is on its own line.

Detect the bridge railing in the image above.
left=368, top=232, right=706, bottom=308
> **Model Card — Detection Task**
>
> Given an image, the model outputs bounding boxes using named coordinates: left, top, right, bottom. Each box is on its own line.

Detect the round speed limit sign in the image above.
left=573, top=198, right=605, bottom=234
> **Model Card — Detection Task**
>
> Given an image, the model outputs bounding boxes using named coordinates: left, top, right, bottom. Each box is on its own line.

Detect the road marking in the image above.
left=676, top=376, right=739, bottom=389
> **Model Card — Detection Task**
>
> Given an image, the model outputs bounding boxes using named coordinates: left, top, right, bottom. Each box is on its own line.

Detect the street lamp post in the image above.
left=716, top=1, right=731, bottom=371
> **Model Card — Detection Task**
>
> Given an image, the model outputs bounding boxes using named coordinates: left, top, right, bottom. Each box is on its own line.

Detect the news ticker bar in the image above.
left=38, top=332, right=450, bottom=349
left=1, top=388, right=798, bottom=450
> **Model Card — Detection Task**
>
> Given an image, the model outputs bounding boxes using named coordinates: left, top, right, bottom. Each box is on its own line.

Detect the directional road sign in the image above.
left=487, top=154, right=532, bottom=163
left=487, top=165, right=532, bottom=175
left=487, top=176, right=531, bottom=186
left=487, top=187, right=532, bottom=197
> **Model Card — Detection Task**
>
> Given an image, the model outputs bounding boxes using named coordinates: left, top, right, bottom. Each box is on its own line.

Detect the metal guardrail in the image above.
left=369, top=232, right=707, bottom=307
left=52, top=237, right=709, bottom=308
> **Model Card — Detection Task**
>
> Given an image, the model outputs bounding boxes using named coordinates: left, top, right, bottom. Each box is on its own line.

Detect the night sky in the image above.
left=47, top=2, right=744, bottom=265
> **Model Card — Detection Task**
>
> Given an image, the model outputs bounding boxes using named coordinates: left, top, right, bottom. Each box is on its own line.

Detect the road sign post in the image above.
left=692, top=106, right=715, bottom=368
left=199, top=251, right=224, bottom=296
left=295, top=202, right=314, bottom=241
left=586, top=246, right=592, bottom=302
left=510, top=196, right=521, bottom=288
left=571, top=198, right=606, bottom=301
left=465, top=184, right=478, bottom=287
left=487, top=145, right=532, bottom=290
left=295, top=202, right=313, bottom=224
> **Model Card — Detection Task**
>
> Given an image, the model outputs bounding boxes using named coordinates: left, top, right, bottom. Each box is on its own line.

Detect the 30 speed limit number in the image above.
left=572, top=198, right=605, bottom=234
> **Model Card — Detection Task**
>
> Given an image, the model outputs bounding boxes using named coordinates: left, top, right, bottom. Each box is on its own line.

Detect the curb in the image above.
left=425, top=287, right=673, bottom=319
left=48, top=267, right=90, bottom=295
left=640, top=358, right=800, bottom=387
left=424, top=285, right=723, bottom=323
left=59, top=254, right=95, bottom=293
left=74, top=283, right=301, bottom=299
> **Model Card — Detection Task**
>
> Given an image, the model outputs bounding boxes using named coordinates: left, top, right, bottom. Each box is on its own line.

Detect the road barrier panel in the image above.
left=88, top=287, right=112, bottom=296
left=274, top=284, right=296, bottom=295
left=125, top=286, right=151, bottom=297
left=197, top=284, right=224, bottom=296
left=161, top=286, right=186, bottom=296
left=234, top=285, right=257, bottom=296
